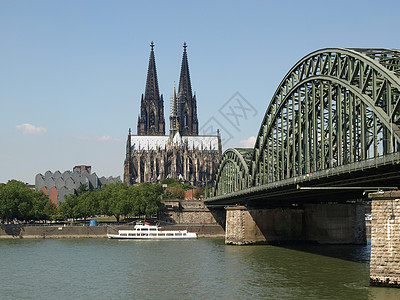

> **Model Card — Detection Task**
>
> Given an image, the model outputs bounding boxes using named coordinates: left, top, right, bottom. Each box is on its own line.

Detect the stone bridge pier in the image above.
left=225, top=203, right=366, bottom=245
left=369, top=191, right=400, bottom=287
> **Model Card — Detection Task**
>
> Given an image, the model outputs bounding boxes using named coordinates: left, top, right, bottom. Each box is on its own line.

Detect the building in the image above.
left=124, top=42, right=222, bottom=186
left=35, top=166, right=120, bottom=206
left=73, top=165, right=91, bottom=175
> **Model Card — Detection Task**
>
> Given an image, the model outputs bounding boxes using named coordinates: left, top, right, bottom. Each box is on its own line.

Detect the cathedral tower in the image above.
left=177, top=42, right=198, bottom=136
left=125, top=42, right=221, bottom=187
left=137, top=42, right=165, bottom=136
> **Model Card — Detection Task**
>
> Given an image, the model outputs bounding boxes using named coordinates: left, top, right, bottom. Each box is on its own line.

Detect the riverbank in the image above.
left=1, top=221, right=368, bottom=240
left=0, top=224, right=225, bottom=239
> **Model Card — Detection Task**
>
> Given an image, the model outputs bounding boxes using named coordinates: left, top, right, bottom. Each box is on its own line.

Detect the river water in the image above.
left=0, top=238, right=399, bottom=299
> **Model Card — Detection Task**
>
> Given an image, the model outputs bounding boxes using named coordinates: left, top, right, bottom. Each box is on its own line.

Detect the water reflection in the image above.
left=0, top=238, right=400, bottom=299
left=281, top=239, right=371, bottom=264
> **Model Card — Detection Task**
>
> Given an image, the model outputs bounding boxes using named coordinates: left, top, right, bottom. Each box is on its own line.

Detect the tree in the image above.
left=55, top=181, right=164, bottom=223
left=193, top=187, right=204, bottom=199
left=164, top=186, right=185, bottom=199
left=76, top=184, right=88, bottom=195
left=59, top=194, right=80, bottom=221
left=160, top=178, right=193, bottom=191
left=136, top=183, right=162, bottom=217
left=160, top=178, right=180, bottom=186
left=98, top=182, right=131, bottom=222
left=30, top=192, right=57, bottom=221
left=0, top=180, right=55, bottom=223
left=58, top=185, right=102, bottom=222
left=76, top=190, right=99, bottom=221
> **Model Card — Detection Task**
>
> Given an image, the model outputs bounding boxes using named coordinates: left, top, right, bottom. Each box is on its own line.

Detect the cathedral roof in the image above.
left=130, top=134, right=219, bottom=151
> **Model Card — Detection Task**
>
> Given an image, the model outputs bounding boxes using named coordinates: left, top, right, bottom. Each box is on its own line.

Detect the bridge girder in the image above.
left=213, top=48, right=400, bottom=198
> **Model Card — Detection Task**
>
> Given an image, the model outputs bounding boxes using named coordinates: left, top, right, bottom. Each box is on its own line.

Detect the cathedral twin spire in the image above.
left=176, top=42, right=198, bottom=136
left=144, top=42, right=160, bottom=101
left=178, top=42, right=192, bottom=101
left=137, top=42, right=198, bottom=137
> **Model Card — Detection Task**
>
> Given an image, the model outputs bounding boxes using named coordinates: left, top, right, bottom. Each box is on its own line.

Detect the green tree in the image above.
left=160, top=178, right=193, bottom=191
left=76, top=190, right=99, bottom=220
left=30, top=192, right=56, bottom=221
left=59, top=193, right=80, bottom=221
left=98, top=182, right=131, bottom=222
left=76, top=184, right=88, bottom=195
left=136, top=183, right=162, bottom=217
left=164, top=186, right=185, bottom=199
left=160, top=178, right=180, bottom=186
left=193, top=187, right=204, bottom=199
left=0, top=180, right=55, bottom=222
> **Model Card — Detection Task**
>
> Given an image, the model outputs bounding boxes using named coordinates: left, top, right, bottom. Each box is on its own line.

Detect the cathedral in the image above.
left=124, top=42, right=222, bottom=186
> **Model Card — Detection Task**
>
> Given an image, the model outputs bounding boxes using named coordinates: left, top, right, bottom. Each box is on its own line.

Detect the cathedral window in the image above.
left=184, top=114, right=188, bottom=127
left=150, top=111, right=155, bottom=126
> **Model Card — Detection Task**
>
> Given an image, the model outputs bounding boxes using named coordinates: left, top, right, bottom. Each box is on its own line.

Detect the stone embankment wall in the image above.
left=0, top=225, right=107, bottom=239
left=159, top=199, right=226, bottom=227
left=0, top=224, right=224, bottom=239
left=369, top=191, right=400, bottom=287
left=0, top=200, right=225, bottom=239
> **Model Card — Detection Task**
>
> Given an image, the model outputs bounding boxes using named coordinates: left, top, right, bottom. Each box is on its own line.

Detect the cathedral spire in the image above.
left=178, top=42, right=192, bottom=99
left=137, top=42, right=165, bottom=136
left=169, top=82, right=179, bottom=137
left=171, top=82, right=177, bottom=115
left=145, top=41, right=160, bottom=101
left=176, top=42, right=198, bottom=136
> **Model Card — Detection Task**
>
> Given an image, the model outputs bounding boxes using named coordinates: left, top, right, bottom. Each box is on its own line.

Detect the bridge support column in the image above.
left=225, top=203, right=365, bottom=245
left=225, top=206, right=266, bottom=245
left=303, top=203, right=366, bottom=244
left=225, top=206, right=303, bottom=245
left=369, top=191, right=400, bottom=288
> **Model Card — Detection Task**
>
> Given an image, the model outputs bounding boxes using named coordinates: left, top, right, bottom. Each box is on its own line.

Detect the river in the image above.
left=0, top=238, right=399, bottom=299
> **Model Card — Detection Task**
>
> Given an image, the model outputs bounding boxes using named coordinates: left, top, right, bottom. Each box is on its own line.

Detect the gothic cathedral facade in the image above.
left=124, top=42, right=222, bottom=186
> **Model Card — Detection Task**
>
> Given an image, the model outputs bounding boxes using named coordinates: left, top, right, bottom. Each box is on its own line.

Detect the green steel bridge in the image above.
left=206, top=48, right=400, bottom=207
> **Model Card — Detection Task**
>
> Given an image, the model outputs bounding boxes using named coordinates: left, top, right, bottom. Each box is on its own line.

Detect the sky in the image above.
left=1, top=0, right=399, bottom=184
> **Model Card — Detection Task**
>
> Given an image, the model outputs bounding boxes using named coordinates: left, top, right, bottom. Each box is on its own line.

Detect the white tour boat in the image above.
left=107, top=222, right=197, bottom=239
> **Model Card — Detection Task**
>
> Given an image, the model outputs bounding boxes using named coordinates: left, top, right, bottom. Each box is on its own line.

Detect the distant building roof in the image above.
left=35, top=168, right=121, bottom=206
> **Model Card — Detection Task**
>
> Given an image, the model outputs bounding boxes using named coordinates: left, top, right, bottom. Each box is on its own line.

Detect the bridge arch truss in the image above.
left=214, top=48, right=400, bottom=197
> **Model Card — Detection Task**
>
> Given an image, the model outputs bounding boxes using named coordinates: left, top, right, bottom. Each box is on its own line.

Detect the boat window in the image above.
left=121, top=233, right=127, bottom=236
left=166, top=233, right=174, bottom=236
left=176, top=233, right=182, bottom=236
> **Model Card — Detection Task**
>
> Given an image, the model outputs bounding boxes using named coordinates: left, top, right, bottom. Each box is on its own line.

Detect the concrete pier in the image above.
left=225, top=203, right=366, bottom=245
left=369, top=191, right=400, bottom=287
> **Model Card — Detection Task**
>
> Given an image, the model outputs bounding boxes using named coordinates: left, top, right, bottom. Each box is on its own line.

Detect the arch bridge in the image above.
left=207, top=48, right=400, bottom=206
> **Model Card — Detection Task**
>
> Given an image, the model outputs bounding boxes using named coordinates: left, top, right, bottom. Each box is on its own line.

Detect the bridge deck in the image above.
left=206, top=152, right=400, bottom=206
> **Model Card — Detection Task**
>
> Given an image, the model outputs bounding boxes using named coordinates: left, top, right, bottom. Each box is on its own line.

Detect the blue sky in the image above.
left=1, top=0, right=399, bottom=184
